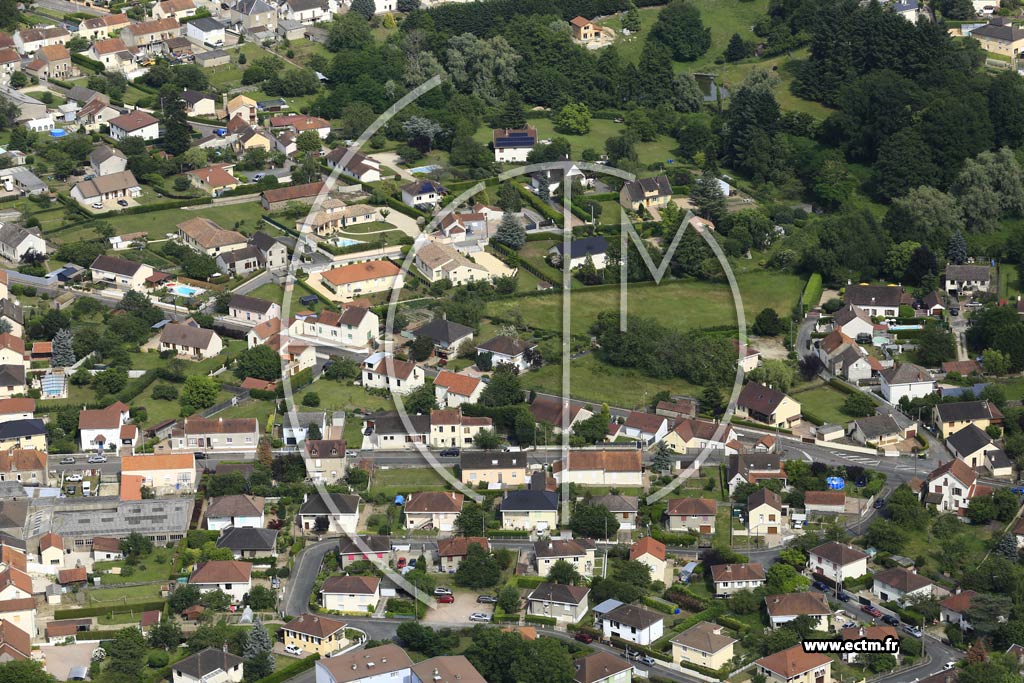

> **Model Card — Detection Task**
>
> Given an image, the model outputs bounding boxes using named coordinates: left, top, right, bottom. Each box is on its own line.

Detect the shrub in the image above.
left=148, top=651, right=169, bottom=668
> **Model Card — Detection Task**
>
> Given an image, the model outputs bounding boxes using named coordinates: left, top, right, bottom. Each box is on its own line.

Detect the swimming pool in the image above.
left=889, top=324, right=923, bottom=332
left=334, top=237, right=363, bottom=248
left=409, top=164, right=441, bottom=174
left=167, top=282, right=206, bottom=297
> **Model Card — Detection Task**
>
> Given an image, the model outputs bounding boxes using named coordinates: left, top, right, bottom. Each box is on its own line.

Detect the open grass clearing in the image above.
left=790, top=380, right=852, bottom=425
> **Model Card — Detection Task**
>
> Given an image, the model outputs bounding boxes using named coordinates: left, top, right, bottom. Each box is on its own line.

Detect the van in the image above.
left=82, top=481, right=91, bottom=496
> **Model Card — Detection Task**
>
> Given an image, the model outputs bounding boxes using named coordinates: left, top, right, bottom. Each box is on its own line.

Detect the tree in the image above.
left=92, top=367, right=128, bottom=397
left=180, top=376, right=219, bottom=415
left=402, top=116, right=444, bottom=152
left=842, top=392, right=876, bottom=418
left=454, top=544, right=500, bottom=589
left=652, top=443, right=673, bottom=472
left=497, top=583, right=520, bottom=614
left=748, top=360, right=796, bottom=393
left=455, top=501, right=487, bottom=536
left=948, top=229, right=968, bottom=265
left=765, top=563, right=811, bottom=594
left=245, top=586, right=277, bottom=610
left=692, top=170, right=726, bottom=224
left=169, top=584, right=202, bottom=613
left=547, top=559, right=580, bottom=585
left=235, top=345, right=282, bottom=382
left=120, top=532, right=153, bottom=558
left=982, top=349, right=1010, bottom=376
left=445, top=33, right=521, bottom=105
left=473, top=429, right=501, bottom=450
left=725, top=33, right=750, bottom=61
left=302, top=392, right=321, bottom=407
left=148, top=620, right=183, bottom=650
left=295, top=131, right=322, bottom=154
left=916, top=325, right=957, bottom=366
left=570, top=502, right=619, bottom=539
left=0, top=660, right=56, bottom=683
left=554, top=103, right=591, bottom=135
left=107, top=627, right=148, bottom=679
left=243, top=619, right=274, bottom=682
left=622, top=3, right=641, bottom=31
left=404, top=384, right=437, bottom=415
left=327, top=12, right=372, bottom=51
left=752, top=308, right=783, bottom=336
left=497, top=182, right=522, bottom=212
left=493, top=212, right=526, bottom=250
left=864, top=519, right=907, bottom=554
left=650, top=0, right=711, bottom=61
left=50, top=328, right=75, bottom=367
left=408, top=336, right=434, bottom=362
left=350, top=0, right=375, bottom=19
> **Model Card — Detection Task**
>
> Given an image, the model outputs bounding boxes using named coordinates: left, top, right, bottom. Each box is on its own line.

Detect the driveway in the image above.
left=420, top=588, right=494, bottom=626
left=371, top=152, right=416, bottom=182
left=40, top=642, right=98, bottom=680
left=283, top=538, right=337, bottom=616
left=473, top=251, right=514, bottom=278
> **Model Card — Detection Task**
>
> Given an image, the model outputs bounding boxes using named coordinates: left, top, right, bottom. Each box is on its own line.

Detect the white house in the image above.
left=944, top=264, right=991, bottom=295
left=872, top=567, right=934, bottom=605
left=0, top=225, right=46, bottom=263
left=227, top=294, right=280, bottom=325
left=361, top=352, right=425, bottom=395
left=764, top=592, right=831, bottom=631
left=433, top=371, right=483, bottom=408
left=205, top=495, right=264, bottom=531
left=710, top=563, right=765, bottom=596
left=401, top=179, right=446, bottom=208
left=492, top=127, right=537, bottom=163
left=535, top=538, right=596, bottom=578
left=187, top=560, right=252, bottom=603
left=807, top=542, right=868, bottom=584
left=475, top=335, right=536, bottom=372
left=832, top=304, right=874, bottom=340
left=320, top=575, right=380, bottom=613
left=922, top=457, right=988, bottom=517
left=185, top=17, right=226, bottom=46
left=618, top=411, right=669, bottom=446
left=880, top=363, right=935, bottom=404
left=172, top=649, right=244, bottom=683
left=78, top=402, right=131, bottom=453
left=553, top=450, right=642, bottom=487
left=939, top=590, right=976, bottom=631
left=108, top=109, right=160, bottom=142
left=548, top=236, right=608, bottom=270
left=297, top=493, right=360, bottom=535
left=594, top=601, right=664, bottom=646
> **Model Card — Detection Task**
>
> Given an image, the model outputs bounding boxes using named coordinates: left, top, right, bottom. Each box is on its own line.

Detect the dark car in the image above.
left=836, top=591, right=851, bottom=602
left=950, top=307, right=960, bottom=316
left=574, top=632, right=594, bottom=644
left=881, top=615, right=900, bottom=626
left=194, top=452, right=207, bottom=460
left=476, top=595, right=497, bottom=604
left=812, top=580, right=830, bottom=592
left=855, top=476, right=868, bottom=487
left=861, top=605, right=883, bottom=618
left=117, top=199, right=129, bottom=207
left=873, top=498, right=885, bottom=509
left=856, top=333, right=872, bottom=344
left=363, top=427, right=373, bottom=436
left=440, top=447, right=460, bottom=457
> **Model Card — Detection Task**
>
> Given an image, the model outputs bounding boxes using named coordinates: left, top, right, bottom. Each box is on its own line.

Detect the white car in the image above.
left=87, top=455, right=107, bottom=464
left=284, top=645, right=303, bottom=656
left=91, top=202, right=103, bottom=209
left=433, top=587, right=452, bottom=596
left=65, top=474, right=83, bottom=482
left=942, top=663, right=957, bottom=671
left=346, top=450, right=360, bottom=457
left=468, top=613, right=491, bottom=622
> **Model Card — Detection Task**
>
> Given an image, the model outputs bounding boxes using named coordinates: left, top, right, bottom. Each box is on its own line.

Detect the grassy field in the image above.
left=95, top=553, right=173, bottom=584
left=291, top=380, right=395, bottom=413
left=368, top=466, right=454, bottom=498
left=512, top=239, right=564, bottom=285
left=485, top=271, right=806, bottom=336
left=790, top=380, right=851, bottom=425
left=519, top=353, right=702, bottom=410
left=999, top=263, right=1020, bottom=300
left=205, top=43, right=274, bottom=88
left=86, top=583, right=164, bottom=604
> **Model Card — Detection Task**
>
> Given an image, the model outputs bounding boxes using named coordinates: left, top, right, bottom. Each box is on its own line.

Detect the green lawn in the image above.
left=367, top=467, right=454, bottom=498
left=216, top=398, right=277, bottom=430
left=995, top=377, right=1024, bottom=401
left=510, top=239, right=563, bottom=285
left=27, top=91, right=66, bottom=107
left=95, top=551, right=173, bottom=584
left=519, top=353, right=702, bottom=411
left=999, top=263, right=1020, bottom=300
left=85, top=583, right=164, bottom=604
left=247, top=282, right=286, bottom=306
left=205, top=42, right=273, bottom=88
left=790, top=381, right=851, bottom=425
left=291, top=380, right=395, bottom=413
left=485, top=270, right=806, bottom=336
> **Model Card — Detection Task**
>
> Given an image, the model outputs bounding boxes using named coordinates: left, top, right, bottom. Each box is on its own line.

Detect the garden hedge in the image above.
left=54, top=600, right=167, bottom=619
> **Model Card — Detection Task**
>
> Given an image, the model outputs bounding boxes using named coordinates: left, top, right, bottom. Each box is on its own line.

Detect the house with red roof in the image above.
left=433, top=370, right=483, bottom=408
left=616, top=411, right=669, bottom=446
left=922, top=458, right=990, bottom=516
left=630, top=536, right=667, bottom=579
left=939, top=589, right=976, bottom=631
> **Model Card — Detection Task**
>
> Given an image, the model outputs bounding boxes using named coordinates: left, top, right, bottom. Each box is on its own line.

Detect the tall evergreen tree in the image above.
left=493, top=212, right=526, bottom=250
left=51, top=328, right=75, bottom=368
left=948, top=229, right=968, bottom=265
left=692, top=170, right=726, bottom=224
left=496, top=93, right=526, bottom=129
left=162, top=94, right=192, bottom=156
left=350, top=0, right=375, bottom=20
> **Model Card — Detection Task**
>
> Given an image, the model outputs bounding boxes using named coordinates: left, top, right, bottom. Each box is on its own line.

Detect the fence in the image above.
left=199, top=390, right=250, bottom=418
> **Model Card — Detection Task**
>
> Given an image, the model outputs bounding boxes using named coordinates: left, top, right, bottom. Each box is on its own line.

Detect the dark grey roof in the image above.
left=189, top=16, right=224, bottom=31
left=249, top=231, right=284, bottom=254
left=196, top=49, right=228, bottom=61
left=215, top=527, right=278, bottom=552
left=500, top=489, right=557, bottom=512
left=528, top=582, right=589, bottom=605
left=622, top=174, right=671, bottom=203
left=180, top=91, right=214, bottom=106
left=297, top=493, right=360, bottom=516
left=728, top=452, right=784, bottom=480
left=0, top=364, right=24, bottom=387
left=91, top=254, right=145, bottom=277
left=0, top=300, right=21, bottom=325
left=0, top=418, right=44, bottom=439
left=229, top=293, right=275, bottom=314
left=971, top=20, right=1024, bottom=42
left=367, top=412, right=430, bottom=435
left=234, top=0, right=273, bottom=13
left=845, top=285, right=904, bottom=308
left=935, top=400, right=995, bottom=424
left=947, top=424, right=992, bottom=457
left=552, top=236, right=608, bottom=259
left=588, top=494, right=638, bottom=513
left=173, top=648, right=244, bottom=679
left=601, top=603, right=663, bottom=629
left=853, top=414, right=901, bottom=440
left=415, top=318, right=474, bottom=346
left=287, top=0, right=325, bottom=10
left=882, top=363, right=933, bottom=385
left=0, top=501, right=27, bottom=530
left=338, top=534, right=391, bottom=554
left=218, top=244, right=263, bottom=267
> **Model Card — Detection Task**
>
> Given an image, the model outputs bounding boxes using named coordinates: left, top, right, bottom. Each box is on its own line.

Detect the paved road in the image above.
left=283, top=538, right=338, bottom=617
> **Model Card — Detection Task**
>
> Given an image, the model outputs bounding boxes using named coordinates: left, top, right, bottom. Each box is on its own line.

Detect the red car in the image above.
left=437, top=594, right=455, bottom=604
left=861, top=605, right=882, bottom=618
left=397, top=558, right=407, bottom=569
left=574, top=633, right=594, bottom=644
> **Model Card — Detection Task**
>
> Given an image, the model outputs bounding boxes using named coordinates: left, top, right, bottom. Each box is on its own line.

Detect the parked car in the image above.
left=271, top=577, right=281, bottom=589
left=65, top=474, right=83, bottom=482
left=861, top=605, right=883, bottom=618
left=903, top=625, right=923, bottom=638
left=397, top=558, right=407, bottom=569
left=1011, top=487, right=1024, bottom=496
left=87, top=455, right=107, bottom=463
left=881, top=615, right=900, bottom=626
left=117, top=199, right=128, bottom=207
left=836, top=591, right=851, bottom=602
left=434, top=587, right=453, bottom=596
left=636, top=656, right=656, bottom=667
left=574, top=632, right=594, bottom=644
left=284, top=645, right=303, bottom=656
left=812, top=580, right=830, bottom=592
left=468, top=613, right=491, bottom=622
left=842, top=622, right=857, bottom=629
left=363, top=427, right=373, bottom=436
left=91, top=202, right=103, bottom=209
left=408, top=559, right=417, bottom=568
left=476, top=595, right=497, bottom=604
left=346, top=450, right=360, bottom=458
left=437, top=594, right=455, bottom=604
left=440, top=447, right=460, bottom=457
left=873, top=498, right=886, bottom=509
left=194, top=452, right=206, bottom=460
left=942, top=662, right=957, bottom=671
left=65, top=486, right=76, bottom=495
left=59, top=457, right=75, bottom=465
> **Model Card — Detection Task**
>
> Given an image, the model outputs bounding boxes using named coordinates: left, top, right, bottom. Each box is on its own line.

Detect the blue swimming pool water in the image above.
left=168, top=282, right=205, bottom=297
left=889, top=324, right=923, bottom=331
left=409, top=164, right=441, bottom=174
left=334, top=237, right=363, bottom=248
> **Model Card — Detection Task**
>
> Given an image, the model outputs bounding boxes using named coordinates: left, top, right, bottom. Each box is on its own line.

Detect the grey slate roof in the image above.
left=947, top=424, right=992, bottom=457
left=297, top=493, right=360, bottom=516
left=500, top=489, right=557, bottom=512
left=215, top=527, right=277, bottom=552
left=415, top=318, right=474, bottom=346
left=174, top=648, right=244, bottom=679
left=852, top=414, right=901, bottom=439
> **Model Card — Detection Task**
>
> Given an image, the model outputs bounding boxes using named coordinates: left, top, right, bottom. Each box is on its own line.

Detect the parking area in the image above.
left=40, top=642, right=98, bottom=680
left=421, top=589, right=495, bottom=625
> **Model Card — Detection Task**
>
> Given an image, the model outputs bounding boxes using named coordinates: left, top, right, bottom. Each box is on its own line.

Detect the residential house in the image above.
left=529, top=395, right=593, bottom=434
left=806, top=540, right=864, bottom=585
left=214, top=528, right=277, bottom=559
left=618, top=411, right=669, bottom=446
left=227, top=295, right=280, bottom=324
left=172, top=648, right=244, bottom=683
left=535, top=539, right=596, bottom=578
left=159, top=322, right=223, bottom=360
left=765, top=592, right=831, bottom=631
left=153, top=0, right=196, bottom=19
left=461, top=451, right=528, bottom=487
left=91, top=537, right=124, bottom=561
left=727, top=453, right=787, bottom=493
left=594, top=602, right=664, bottom=646
left=619, top=175, right=672, bottom=211
left=414, top=242, right=491, bottom=286
left=553, top=450, right=642, bottom=487
left=476, top=335, right=536, bottom=372
left=0, top=50, right=20, bottom=77
left=268, top=114, right=331, bottom=139
left=736, top=382, right=802, bottom=429
left=279, top=0, right=331, bottom=24
left=281, top=614, right=348, bottom=658
left=747, top=488, right=783, bottom=537
left=881, top=363, right=936, bottom=404
left=249, top=232, right=288, bottom=271
left=38, top=532, right=63, bottom=566
left=934, top=400, right=1003, bottom=439
left=314, top=645, right=411, bottom=683
left=945, top=264, right=991, bottom=295
left=415, top=319, right=474, bottom=358
left=318, top=260, right=402, bottom=302
left=850, top=414, right=908, bottom=446
left=186, top=17, right=225, bottom=45
left=939, top=590, right=977, bottom=631
left=569, top=16, right=610, bottom=44
left=0, top=399, right=34, bottom=425
left=123, top=17, right=182, bottom=51
left=526, top=582, right=590, bottom=623
left=0, top=225, right=45, bottom=263
left=79, top=14, right=132, bottom=40
left=755, top=646, right=831, bottom=683
left=90, top=145, right=128, bottom=177
left=404, top=492, right=463, bottom=532
left=78, top=402, right=131, bottom=453
left=0, top=620, right=31, bottom=661
left=0, top=419, right=44, bottom=451
left=437, top=537, right=488, bottom=573
left=299, top=200, right=379, bottom=236
left=629, top=536, right=666, bottom=579
left=969, top=17, right=1024, bottom=57
left=923, top=458, right=989, bottom=516
left=121, top=453, right=196, bottom=494
left=86, top=38, right=135, bottom=74
left=492, top=127, right=537, bottom=163
left=177, top=217, right=247, bottom=256
left=573, top=653, right=633, bottom=683
left=710, top=563, right=766, bottom=596
left=76, top=95, right=122, bottom=133
left=0, top=449, right=48, bottom=486
left=872, top=567, right=934, bottom=604
left=188, top=560, right=252, bottom=602
left=324, top=147, right=382, bottom=183
left=362, top=412, right=429, bottom=450
left=499, top=489, right=558, bottom=530
left=0, top=339, right=23, bottom=372
left=401, top=180, right=447, bottom=208
left=320, top=575, right=379, bottom=613
left=664, top=418, right=738, bottom=455
left=188, top=164, right=239, bottom=195
left=108, top=109, right=160, bottom=141
left=546, top=236, right=609, bottom=271
left=25, top=45, right=71, bottom=80
left=923, top=291, right=946, bottom=316
left=290, top=306, right=379, bottom=352
left=181, top=91, right=216, bottom=117
left=259, top=182, right=323, bottom=211
left=166, top=417, right=259, bottom=455
left=844, top=284, right=906, bottom=318
left=225, top=96, right=257, bottom=126
left=671, top=622, right=737, bottom=670
left=70, top=171, right=142, bottom=208
left=297, top=492, right=360, bottom=534
left=338, top=535, right=393, bottom=568
left=832, top=304, right=874, bottom=340
left=946, top=423, right=1013, bottom=477
left=90, top=255, right=153, bottom=291
left=592, top=494, right=639, bottom=531
left=817, top=330, right=873, bottom=382
left=839, top=626, right=899, bottom=664
left=13, top=26, right=68, bottom=54
left=428, top=409, right=492, bottom=449
left=205, top=494, right=264, bottom=531
left=303, top=439, right=347, bottom=484
left=360, top=352, right=424, bottom=395
left=803, top=491, right=847, bottom=515
left=666, top=498, right=717, bottom=534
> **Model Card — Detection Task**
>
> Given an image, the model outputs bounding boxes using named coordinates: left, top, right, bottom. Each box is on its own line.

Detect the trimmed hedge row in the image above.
left=490, top=241, right=561, bottom=289
left=801, top=273, right=823, bottom=313
left=71, top=52, right=104, bottom=73
left=54, top=600, right=167, bottom=620
left=253, top=654, right=320, bottom=683
left=516, top=185, right=561, bottom=222
left=524, top=615, right=556, bottom=626
left=515, top=575, right=546, bottom=588
left=827, top=378, right=860, bottom=395
left=485, top=529, right=530, bottom=539
left=641, top=596, right=677, bottom=615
